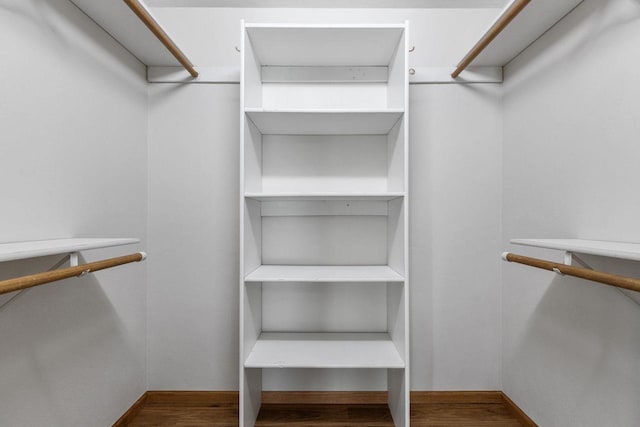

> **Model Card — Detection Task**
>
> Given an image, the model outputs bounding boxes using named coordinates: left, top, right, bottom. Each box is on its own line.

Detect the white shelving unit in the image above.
left=0, top=238, right=140, bottom=263
left=240, top=22, right=410, bottom=427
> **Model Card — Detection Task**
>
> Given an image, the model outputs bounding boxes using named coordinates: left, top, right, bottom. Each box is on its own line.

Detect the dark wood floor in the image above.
left=126, top=401, right=524, bottom=426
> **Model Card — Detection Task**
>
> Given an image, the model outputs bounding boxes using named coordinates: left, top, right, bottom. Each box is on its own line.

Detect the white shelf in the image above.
left=68, top=1, right=582, bottom=70
left=244, top=332, right=405, bottom=368
left=246, top=25, right=405, bottom=67
left=472, top=0, right=584, bottom=67
left=245, top=265, right=404, bottom=282
left=245, top=109, right=403, bottom=135
left=0, top=238, right=140, bottom=263
left=244, top=192, right=404, bottom=201
left=511, top=239, right=640, bottom=262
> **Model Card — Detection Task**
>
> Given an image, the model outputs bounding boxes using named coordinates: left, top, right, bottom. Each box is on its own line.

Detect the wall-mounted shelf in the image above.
left=511, top=239, right=640, bottom=262
left=504, top=239, right=640, bottom=302
left=244, top=332, right=405, bottom=369
left=69, top=0, right=584, bottom=84
left=245, top=265, right=405, bottom=282
left=0, top=238, right=145, bottom=298
left=0, top=238, right=140, bottom=263
left=461, top=0, right=584, bottom=67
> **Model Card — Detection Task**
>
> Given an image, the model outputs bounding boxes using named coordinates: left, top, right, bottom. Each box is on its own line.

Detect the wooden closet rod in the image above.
left=0, top=252, right=146, bottom=296
left=451, top=0, right=530, bottom=79
left=502, top=252, right=640, bottom=293
left=123, top=0, right=198, bottom=78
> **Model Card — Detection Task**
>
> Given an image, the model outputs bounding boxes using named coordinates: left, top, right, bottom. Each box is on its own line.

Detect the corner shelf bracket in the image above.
left=506, top=239, right=640, bottom=307
left=70, top=252, right=79, bottom=267
left=563, top=251, right=593, bottom=269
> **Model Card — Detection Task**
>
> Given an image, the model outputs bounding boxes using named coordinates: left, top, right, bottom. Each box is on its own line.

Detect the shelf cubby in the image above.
left=244, top=116, right=405, bottom=195
left=244, top=25, right=406, bottom=110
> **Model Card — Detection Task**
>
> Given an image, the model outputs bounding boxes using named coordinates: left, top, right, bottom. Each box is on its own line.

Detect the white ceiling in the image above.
left=146, top=0, right=508, bottom=8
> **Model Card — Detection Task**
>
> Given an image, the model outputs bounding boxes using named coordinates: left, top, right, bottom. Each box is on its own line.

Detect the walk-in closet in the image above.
left=2, top=0, right=639, bottom=426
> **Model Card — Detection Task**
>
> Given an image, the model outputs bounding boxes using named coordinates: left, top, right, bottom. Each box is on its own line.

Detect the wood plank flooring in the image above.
left=125, top=399, right=525, bottom=426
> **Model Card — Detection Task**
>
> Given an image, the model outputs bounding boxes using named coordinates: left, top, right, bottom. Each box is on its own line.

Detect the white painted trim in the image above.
left=147, top=66, right=240, bottom=83
left=410, top=66, right=503, bottom=83
left=147, top=66, right=502, bottom=84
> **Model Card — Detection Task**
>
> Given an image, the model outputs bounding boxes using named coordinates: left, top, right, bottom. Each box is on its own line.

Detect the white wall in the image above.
left=502, top=0, right=640, bottom=425
left=147, top=8, right=503, bottom=391
left=150, top=7, right=500, bottom=67
left=0, top=1, right=148, bottom=426
left=411, top=84, right=502, bottom=390
left=147, top=84, right=240, bottom=389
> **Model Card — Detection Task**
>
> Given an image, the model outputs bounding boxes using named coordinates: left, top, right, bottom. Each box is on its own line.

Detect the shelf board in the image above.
left=471, top=0, right=584, bottom=66
left=69, top=0, right=181, bottom=67
left=245, top=265, right=404, bottom=282
left=246, top=25, right=405, bottom=67
left=510, top=239, right=640, bottom=262
left=244, top=332, right=405, bottom=368
left=0, top=238, right=140, bottom=263
left=245, top=192, right=404, bottom=201
left=245, top=109, right=403, bottom=135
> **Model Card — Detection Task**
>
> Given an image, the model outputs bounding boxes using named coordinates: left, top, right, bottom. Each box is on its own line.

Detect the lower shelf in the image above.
left=245, top=265, right=405, bottom=282
left=244, top=332, right=405, bottom=369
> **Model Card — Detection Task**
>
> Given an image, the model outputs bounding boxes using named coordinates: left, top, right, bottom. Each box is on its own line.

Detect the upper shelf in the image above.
left=246, top=109, right=403, bottom=135
left=70, top=0, right=583, bottom=70
left=246, top=25, right=404, bottom=67
left=0, top=238, right=140, bottom=263
left=511, top=239, right=640, bottom=262
left=469, top=0, right=584, bottom=67
left=69, top=0, right=179, bottom=67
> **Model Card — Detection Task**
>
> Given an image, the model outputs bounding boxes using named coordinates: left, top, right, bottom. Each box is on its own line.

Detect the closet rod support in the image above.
left=0, top=252, right=147, bottom=296
left=563, top=251, right=640, bottom=306
left=502, top=252, right=640, bottom=293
